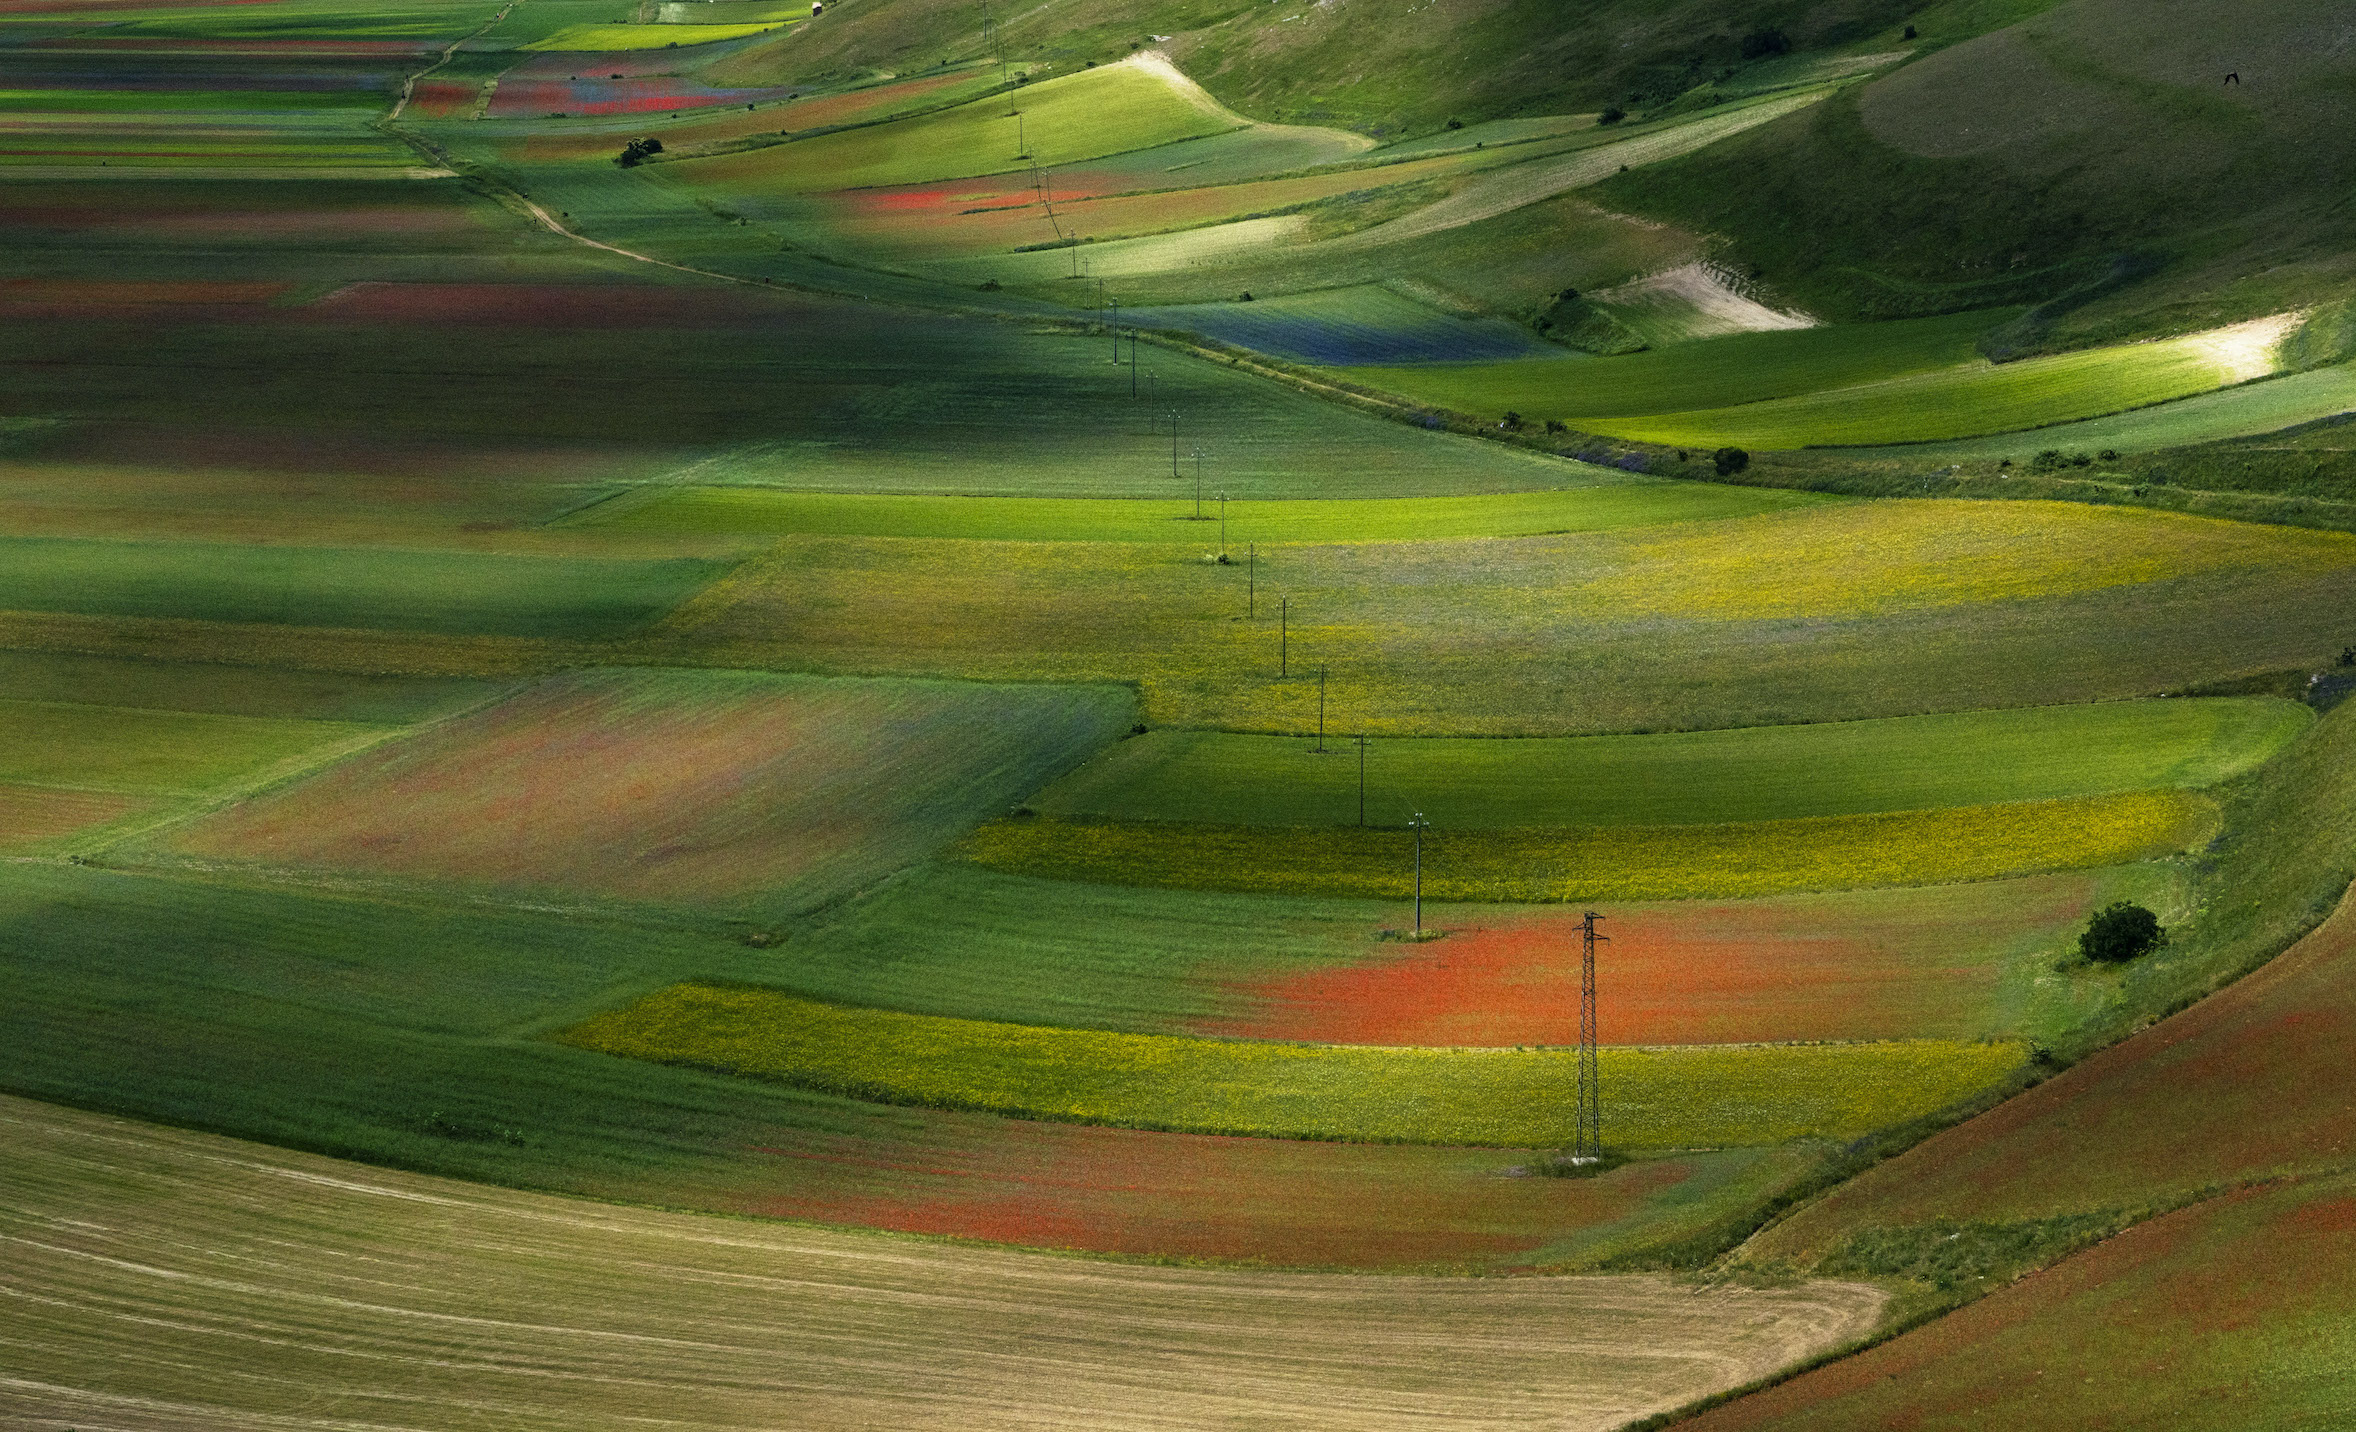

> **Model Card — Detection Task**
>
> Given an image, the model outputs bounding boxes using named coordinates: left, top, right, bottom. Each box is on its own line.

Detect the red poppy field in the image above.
left=1198, top=874, right=2115, bottom=1048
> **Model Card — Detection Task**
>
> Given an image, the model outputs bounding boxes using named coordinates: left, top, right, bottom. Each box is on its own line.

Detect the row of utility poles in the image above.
left=1088, top=245, right=1609, bottom=1170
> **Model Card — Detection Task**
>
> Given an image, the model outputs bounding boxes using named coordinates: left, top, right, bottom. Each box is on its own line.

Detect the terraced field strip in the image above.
left=0, top=536, right=724, bottom=639
left=1125, top=284, right=1565, bottom=365
left=784, top=862, right=2159, bottom=1047
left=1199, top=869, right=2161, bottom=1049
left=1594, top=314, right=2304, bottom=449
left=1032, top=698, right=2304, bottom=829
left=0, top=1095, right=1887, bottom=1430
left=680, top=55, right=1240, bottom=193
left=523, top=21, right=790, bottom=49
left=1336, top=310, right=2007, bottom=424
left=1323, top=87, right=1837, bottom=250
left=1838, top=360, right=2356, bottom=461
left=577, top=482, right=1834, bottom=542
left=166, top=668, right=1133, bottom=914
left=962, top=791, right=2214, bottom=903
left=563, top=984, right=2031, bottom=1148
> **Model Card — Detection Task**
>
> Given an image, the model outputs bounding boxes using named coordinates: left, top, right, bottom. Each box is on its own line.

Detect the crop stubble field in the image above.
left=0, top=1095, right=1890, bottom=1431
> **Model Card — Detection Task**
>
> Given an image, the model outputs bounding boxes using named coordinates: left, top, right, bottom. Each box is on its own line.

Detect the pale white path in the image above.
left=1590, top=261, right=1818, bottom=342
left=0, top=1095, right=1886, bottom=1430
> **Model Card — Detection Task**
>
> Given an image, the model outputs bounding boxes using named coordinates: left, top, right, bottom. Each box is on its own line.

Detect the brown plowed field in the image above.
left=0, top=1095, right=1887, bottom=1431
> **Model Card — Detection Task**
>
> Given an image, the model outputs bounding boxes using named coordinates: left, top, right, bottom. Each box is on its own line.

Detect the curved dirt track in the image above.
left=0, top=1095, right=1885, bottom=1430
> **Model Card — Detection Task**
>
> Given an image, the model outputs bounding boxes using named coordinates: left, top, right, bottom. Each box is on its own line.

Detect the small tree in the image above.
left=1599, top=105, right=1626, bottom=125
left=1713, top=446, right=1750, bottom=477
left=2080, top=903, right=2164, bottom=963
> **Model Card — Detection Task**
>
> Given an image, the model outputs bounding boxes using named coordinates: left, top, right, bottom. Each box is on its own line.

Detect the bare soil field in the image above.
left=0, top=1094, right=1888, bottom=1432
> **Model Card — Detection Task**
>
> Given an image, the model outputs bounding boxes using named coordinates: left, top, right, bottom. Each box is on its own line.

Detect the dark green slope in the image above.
left=1594, top=0, right=2356, bottom=352
left=709, top=0, right=1953, bottom=135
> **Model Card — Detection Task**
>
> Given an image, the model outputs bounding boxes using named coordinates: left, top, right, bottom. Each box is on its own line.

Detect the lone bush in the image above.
left=2080, top=903, right=2164, bottom=963
left=1599, top=105, right=1626, bottom=125
left=1713, top=446, right=1750, bottom=476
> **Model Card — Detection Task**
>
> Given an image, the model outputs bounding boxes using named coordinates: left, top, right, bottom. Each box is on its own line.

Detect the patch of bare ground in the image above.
left=0, top=1093, right=1886, bottom=1430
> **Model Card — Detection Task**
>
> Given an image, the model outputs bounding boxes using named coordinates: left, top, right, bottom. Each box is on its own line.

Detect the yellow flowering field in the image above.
left=636, top=505, right=2356, bottom=736
left=557, top=983, right=2031, bottom=1148
left=957, top=790, right=2215, bottom=902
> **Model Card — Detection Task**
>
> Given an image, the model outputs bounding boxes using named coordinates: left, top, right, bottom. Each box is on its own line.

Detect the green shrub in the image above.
left=2081, top=902, right=2165, bottom=963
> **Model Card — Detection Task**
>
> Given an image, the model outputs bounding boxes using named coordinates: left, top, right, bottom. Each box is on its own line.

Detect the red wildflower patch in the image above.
left=1207, top=881, right=2094, bottom=1048
left=733, top=1117, right=1696, bottom=1269
left=1, top=277, right=292, bottom=308
left=300, top=280, right=800, bottom=326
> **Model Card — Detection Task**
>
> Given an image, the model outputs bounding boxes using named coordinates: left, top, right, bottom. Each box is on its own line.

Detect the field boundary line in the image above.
left=386, top=1, right=517, bottom=125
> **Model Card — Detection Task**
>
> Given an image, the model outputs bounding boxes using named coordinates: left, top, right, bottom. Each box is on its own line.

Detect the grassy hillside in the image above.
left=1595, top=0, right=2356, bottom=348
left=709, top=0, right=1945, bottom=136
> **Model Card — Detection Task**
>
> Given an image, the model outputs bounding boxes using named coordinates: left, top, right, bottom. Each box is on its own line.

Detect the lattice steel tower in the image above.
left=1575, top=911, right=1607, bottom=1161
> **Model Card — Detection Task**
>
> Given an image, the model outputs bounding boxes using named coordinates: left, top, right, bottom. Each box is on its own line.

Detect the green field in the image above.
left=561, top=982, right=2031, bottom=1147
left=679, top=57, right=1238, bottom=194
left=1333, top=311, right=2006, bottom=424
left=0, top=697, right=387, bottom=796
left=960, top=791, right=2212, bottom=902
left=164, top=669, right=1133, bottom=915
left=1839, top=361, right=2356, bottom=461
left=0, top=537, right=722, bottom=639
left=1032, top=698, right=2304, bottom=829
left=576, top=482, right=1833, bottom=543
left=1593, top=317, right=2295, bottom=449
left=525, top=21, right=790, bottom=49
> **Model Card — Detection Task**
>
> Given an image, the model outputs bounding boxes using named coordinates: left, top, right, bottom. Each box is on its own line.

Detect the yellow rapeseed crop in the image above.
left=1589, top=501, right=2356, bottom=622
left=556, top=984, right=2030, bottom=1147
left=958, top=790, right=2215, bottom=902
